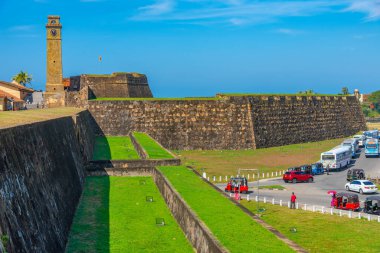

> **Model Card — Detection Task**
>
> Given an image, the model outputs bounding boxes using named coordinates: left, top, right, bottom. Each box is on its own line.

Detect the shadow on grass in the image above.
left=93, top=137, right=112, bottom=160
left=65, top=176, right=110, bottom=253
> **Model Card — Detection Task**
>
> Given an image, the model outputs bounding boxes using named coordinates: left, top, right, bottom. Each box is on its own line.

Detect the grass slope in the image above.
left=0, top=107, right=83, bottom=129
left=242, top=201, right=380, bottom=253
left=175, top=138, right=344, bottom=176
left=159, top=166, right=294, bottom=253
left=133, top=132, right=173, bottom=159
left=66, top=177, right=193, bottom=253
left=92, top=136, right=139, bottom=160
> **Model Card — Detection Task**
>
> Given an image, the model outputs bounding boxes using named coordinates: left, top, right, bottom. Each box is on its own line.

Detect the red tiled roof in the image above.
left=63, top=78, right=70, bottom=88
left=0, top=80, right=34, bottom=93
left=0, top=90, right=24, bottom=102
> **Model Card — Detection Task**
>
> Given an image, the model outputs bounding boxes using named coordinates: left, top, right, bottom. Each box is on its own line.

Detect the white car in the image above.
left=353, top=135, right=365, bottom=147
left=345, top=180, right=378, bottom=194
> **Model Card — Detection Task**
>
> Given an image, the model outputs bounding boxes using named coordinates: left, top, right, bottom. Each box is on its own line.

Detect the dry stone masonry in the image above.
left=88, top=95, right=366, bottom=150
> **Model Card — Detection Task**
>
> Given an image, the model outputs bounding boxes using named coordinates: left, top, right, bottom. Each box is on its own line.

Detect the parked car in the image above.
left=364, top=196, right=380, bottom=215
left=333, top=192, right=360, bottom=211
left=346, top=168, right=365, bottom=181
left=311, top=162, right=324, bottom=175
left=345, top=180, right=378, bottom=194
left=283, top=171, right=313, bottom=183
left=353, top=134, right=366, bottom=147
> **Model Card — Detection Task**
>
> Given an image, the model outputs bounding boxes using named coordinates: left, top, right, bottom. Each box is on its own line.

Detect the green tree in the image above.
left=341, top=87, right=349, bottom=95
left=12, top=71, right=32, bottom=87
left=367, top=90, right=380, bottom=103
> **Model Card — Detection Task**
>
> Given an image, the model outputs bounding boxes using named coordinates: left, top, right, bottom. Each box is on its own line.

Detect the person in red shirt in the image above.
left=290, top=192, right=297, bottom=209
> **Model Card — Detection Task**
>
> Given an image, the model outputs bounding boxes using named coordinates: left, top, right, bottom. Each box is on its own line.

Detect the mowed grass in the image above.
left=159, top=166, right=294, bottom=253
left=242, top=201, right=380, bottom=253
left=92, top=136, right=140, bottom=160
left=66, top=176, right=193, bottom=253
left=0, top=107, right=84, bottom=129
left=133, top=132, right=173, bottom=159
left=367, top=122, right=380, bottom=130
left=175, top=138, right=344, bottom=176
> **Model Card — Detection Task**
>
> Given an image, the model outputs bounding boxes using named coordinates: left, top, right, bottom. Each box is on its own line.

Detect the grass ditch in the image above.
left=92, top=136, right=140, bottom=160
left=133, top=132, right=173, bottom=159
left=241, top=201, right=380, bottom=253
left=66, top=176, right=192, bottom=253
left=258, top=185, right=286, bottom=190
left=159, top=166, right=294, bottom=252
left=175, top=138, right=344, bottom=177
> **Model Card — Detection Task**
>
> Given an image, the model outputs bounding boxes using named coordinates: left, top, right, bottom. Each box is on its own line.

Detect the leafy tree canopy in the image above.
left=368, top=90, right=380, bottom=103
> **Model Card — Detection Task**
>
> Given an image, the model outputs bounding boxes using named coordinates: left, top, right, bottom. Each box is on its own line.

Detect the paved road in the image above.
left=216, top=147, right=380, bottom=209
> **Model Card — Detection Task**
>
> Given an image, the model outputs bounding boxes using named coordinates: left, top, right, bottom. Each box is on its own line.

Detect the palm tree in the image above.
left=342, top=87, right=349, bottom=95
left=12, top=71, right=32, bottom=87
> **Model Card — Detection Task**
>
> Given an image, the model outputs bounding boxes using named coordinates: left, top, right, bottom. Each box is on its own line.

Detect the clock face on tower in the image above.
left=51, top=29, right=57, bottom=37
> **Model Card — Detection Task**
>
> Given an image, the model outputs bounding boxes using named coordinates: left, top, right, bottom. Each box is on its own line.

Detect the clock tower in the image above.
left=45, top=15, right=64, bottom=107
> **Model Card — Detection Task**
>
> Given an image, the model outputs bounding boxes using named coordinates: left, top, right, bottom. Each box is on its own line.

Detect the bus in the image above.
left=364, top=130, right=379, bottom=139
left=341, top=139, right=359, bottom=158
left=365, top=138, right=379, bottom=158
left=320, top=146, right=351, bottom=171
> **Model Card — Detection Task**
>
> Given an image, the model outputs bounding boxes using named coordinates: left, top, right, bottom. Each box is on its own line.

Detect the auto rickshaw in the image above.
left=346, top=168, right=365, bottom=181
left=311, top=163, right=324, bottom=175
left=333, top=192, right=360, bottom=211
left=364, top=196, right=380, bottom=215
left=225, top=177, right=248, bottom=193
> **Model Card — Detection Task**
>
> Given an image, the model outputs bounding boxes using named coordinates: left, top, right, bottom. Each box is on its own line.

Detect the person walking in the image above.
left=331, top=193, right=336, bottom=208
left=290, top=192, right=297, bottom=209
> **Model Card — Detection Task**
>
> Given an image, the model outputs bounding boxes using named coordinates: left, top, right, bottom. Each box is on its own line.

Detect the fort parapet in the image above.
left=88, top=94, right=366, bottom=150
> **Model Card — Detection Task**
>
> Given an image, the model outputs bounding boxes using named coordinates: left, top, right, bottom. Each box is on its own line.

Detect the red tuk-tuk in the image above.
left=225, top=177, right=248, bottom=193
left=333, top=192, right=360, bottom=211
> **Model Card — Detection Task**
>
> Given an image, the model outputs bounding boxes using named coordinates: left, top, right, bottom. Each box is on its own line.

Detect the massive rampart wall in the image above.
left=88, top=99, right=255, bottom=150
left=243, top=95, right=367, bottom=148
left=88, top=95, right=366, bottom=150
left=0, top=111, right=94, bottom=253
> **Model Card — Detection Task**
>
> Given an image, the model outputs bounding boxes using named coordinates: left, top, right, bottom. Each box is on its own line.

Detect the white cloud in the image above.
left=345, top=0, right=380, bottom=21
left=139, top=0, right=175, bottom=16
left=276, top=28, right=304, bottom=35
left=9, top=25, right=35, bottom=32
left=132, top=0, right=380, bottom=25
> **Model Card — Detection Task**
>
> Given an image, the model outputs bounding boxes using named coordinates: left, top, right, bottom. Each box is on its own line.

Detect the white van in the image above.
left=353, top=135, right=365, bottom=147
left=320, top=146, right=351, bottom=171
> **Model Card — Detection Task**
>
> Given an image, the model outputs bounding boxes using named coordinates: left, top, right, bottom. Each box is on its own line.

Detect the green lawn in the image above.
left=0, top=107, right=84, bottom=129
left=66, top=176, right=193, bottom=253
left=133, top=132, right=174, bottom=159
left=242, top=201, right=380, bottom=253
left=159, top=166, right=294, bottom=253
left=258, top=185, right=286, bottom=190
left=175, top=138, right=344, bottom=177
left=92, top=136, right=140, bottom=160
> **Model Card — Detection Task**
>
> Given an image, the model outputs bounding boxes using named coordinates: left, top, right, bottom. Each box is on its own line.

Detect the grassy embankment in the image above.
left=133, top=132, right=173, bottom=159
left=242, top=201, right=380, bottom=253
left=66, top=177, right=193, bottom=253
left=0, top=107, right=83, bottom=129
left=175, top=138, right=344, bottom=177
left=92, top=136, right=140, bottom=160
left=159, top=166, right=294, bottom=252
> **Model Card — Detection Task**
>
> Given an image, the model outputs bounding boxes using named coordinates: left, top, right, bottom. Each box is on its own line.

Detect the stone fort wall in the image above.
left=0, top=111, right=94, bottom=253
left=88, top=95, right=366, bottom=150
left=66, top=73, right=153, bottom=108
left=88, top=98, right=255, bottom=150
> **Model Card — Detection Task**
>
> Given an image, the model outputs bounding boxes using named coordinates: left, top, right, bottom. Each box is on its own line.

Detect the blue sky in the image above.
left=0, top=0, right=379, bottom=97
